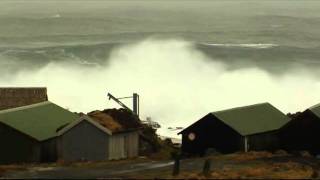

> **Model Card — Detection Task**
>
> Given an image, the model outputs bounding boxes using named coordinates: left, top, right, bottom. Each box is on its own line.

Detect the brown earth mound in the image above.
left=88, top=108, right=142, bottom=133
left=88, top=108, right=165, bottom=156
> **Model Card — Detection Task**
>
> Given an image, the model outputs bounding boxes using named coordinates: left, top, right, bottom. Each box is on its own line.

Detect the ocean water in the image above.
left=1, top=0, right=320, bottom=73
left=1, top=0, right=320, bottom=138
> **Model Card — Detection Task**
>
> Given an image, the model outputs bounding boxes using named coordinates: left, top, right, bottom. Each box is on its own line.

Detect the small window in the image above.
left=188, top=132, right=196, bottom=141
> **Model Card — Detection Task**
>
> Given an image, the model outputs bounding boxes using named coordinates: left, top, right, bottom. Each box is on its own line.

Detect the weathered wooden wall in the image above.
left=108, top=131, right=139, bottom=160
left=246, top=130, right=280, bottom=152
left=58, top=120, right=139, bottom=161
left=181, top=114, right=243, bottom=155
left=58, top=121, right=109, bottom=162
left=108, top=133, right=125, bottom=160
left=41, top=138, right=57, bottom=162
left=0, top=88, right=48, bottom=110
left=125, top=131, right=139, bottom=158
left=280, top=110, right=320, bottom=154
left=0, top=123, right=41, bottom=164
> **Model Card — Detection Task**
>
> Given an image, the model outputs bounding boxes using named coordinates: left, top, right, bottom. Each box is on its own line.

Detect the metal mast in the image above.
left=107, top=92, right=140, bottom=117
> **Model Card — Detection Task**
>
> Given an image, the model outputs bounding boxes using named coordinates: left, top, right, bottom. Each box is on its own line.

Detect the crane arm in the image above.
left=107, top=93, right=133, bottom=112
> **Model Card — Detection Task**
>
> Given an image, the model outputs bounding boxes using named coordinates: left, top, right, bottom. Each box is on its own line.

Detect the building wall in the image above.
left=108, top=131, right=139, bottom=160
left=41, top=138, right=57, bottom=162
left=280, top=110, right=320, bottom=154
left=0, top=88, right=48, bottom=110
left=125, top=131, right=139, bottom=158
left=246, top=130, right=280, bottom=151
left=58, top=121, right=109, bottom=162
left=0, top=123, right=41, bottom=164
left=108, top=133, right=125, bottom=160
left=180, top=114, right=243, bottom=155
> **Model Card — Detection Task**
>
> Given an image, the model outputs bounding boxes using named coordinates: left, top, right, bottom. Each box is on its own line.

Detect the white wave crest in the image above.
left=203, top=43, right=278, bottom=49
left=51, top=14, right=61, bottom=18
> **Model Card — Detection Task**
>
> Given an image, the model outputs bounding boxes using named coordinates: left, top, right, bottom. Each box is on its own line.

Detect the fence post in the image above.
left=202, top=158, right=211, bottom=177
left=172, top=154, right=180, bottom=176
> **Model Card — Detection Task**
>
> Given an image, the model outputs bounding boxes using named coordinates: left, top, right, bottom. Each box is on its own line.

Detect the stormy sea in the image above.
left=1, top=0, right=320, bottom=138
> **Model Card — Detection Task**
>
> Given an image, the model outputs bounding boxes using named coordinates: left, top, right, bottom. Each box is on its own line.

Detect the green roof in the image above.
left=0, top=101, right=80, bottom=141
left=308, top=103, right=320, bottom=118
left=211, top=103, right=290, bottom=136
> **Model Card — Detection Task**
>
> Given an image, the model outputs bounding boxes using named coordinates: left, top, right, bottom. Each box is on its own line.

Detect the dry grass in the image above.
left=88, top=111, right=123, bottom=132
left=87, top=109, right=142, bottom=133
left=56, top=159, right=73, bottom=166
left=173, top=151, right=313, bottom=179
left=0, top=151, right=315, bottom=179
left=274, top=149, right=290, bottom=156
left=148, top=146, right=176, bottom=160
left=55, top=157, right=152, bottom=168
left=176, top=161, right=313, bottom=179
left=174, top=172, right=206, bottom=179
left=228, top=151, right=274, bottom=161
left=0, top=165, right=27, bottom=177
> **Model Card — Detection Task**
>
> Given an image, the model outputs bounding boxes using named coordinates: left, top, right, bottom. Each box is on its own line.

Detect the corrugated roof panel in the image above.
left=212, top=103, right=290, bottom=136
left=308, top=103, right=320, bottom=118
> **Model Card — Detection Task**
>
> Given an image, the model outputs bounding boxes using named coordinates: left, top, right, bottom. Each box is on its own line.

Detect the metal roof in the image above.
left=0, top=101, right=80, bottom=141
left=179, top=102, right=290, bottom=136
left=57, top=115, right=113, bottom=136
left=308, top=103, right=320, bottom=118
left=212, top=103, right=290, bottom=136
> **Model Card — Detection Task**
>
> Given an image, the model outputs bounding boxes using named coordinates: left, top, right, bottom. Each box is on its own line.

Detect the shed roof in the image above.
left=212, top=103, right=290, bottom=136
left=308, top=103, right=320, bottom=118
left=57, top=115, right=112, bottom=136
left=179, top=102, right=290, bottom=136
left=0, top=101, right=80, bottom=141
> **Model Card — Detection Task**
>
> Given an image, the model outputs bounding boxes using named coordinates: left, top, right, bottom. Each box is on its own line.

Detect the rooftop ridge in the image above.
left=0, top=101, right=51, bottom=114
left=212, top=102, right=270, bottom=114
left=308, top=103, right=320, bottom=110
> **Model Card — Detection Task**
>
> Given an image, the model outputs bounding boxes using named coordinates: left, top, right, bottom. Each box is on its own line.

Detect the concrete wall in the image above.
left=0, top=123, right=41, bottom=164
left=0, top=88, right=48, bottom=110
left=58, top=121, right=109, bottom=162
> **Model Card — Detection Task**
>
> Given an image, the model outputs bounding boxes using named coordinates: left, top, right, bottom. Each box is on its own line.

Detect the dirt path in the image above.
left=2, top=160, right=174, bottom=179
left=1, top=157, right=230, bottom=179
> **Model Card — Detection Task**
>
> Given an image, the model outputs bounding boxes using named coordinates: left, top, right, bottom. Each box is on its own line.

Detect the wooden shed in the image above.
left=0, top=101, right=142, bottom=163
left=0, top=87, right=48, bottom=110
left=87, top=109, right=142, bottom=160
left=56, top=116, right=140, bottom=161
left=0, top=101, right=79, bottom=163
left=178, top=103, right=290, bottom=155
left=280, top=103, right=320, bottom=154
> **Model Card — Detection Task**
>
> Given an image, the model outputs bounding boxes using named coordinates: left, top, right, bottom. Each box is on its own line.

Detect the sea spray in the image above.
left=1, top=38, right=320, bottom=138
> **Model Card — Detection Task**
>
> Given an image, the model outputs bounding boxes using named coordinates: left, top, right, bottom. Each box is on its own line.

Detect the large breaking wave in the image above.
left=2, top=38, right=320, bottom=138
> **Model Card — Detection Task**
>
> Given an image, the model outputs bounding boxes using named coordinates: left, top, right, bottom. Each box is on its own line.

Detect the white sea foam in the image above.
left=1, top=39, right=319, bottom=139
left=203, top=43, right=278, bottom=49
left=51, top=14, right=61, bottom=18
